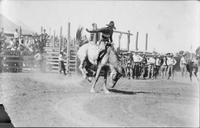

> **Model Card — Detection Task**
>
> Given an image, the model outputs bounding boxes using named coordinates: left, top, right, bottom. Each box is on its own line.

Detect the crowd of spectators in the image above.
left=0, top=27, right=49, bottom=56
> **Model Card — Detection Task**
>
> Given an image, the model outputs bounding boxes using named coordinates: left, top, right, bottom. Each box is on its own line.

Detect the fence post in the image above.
left=127, top=30, right=130, bottom=51
left=59, top=26, right=63, bottom=53
left=145, top=33, right=148, bottom=51
left=135, top=32, right=139, bottom=51
left=67, top=22, right=71, bottom=73
left=118, top=33, right=122, bottom=51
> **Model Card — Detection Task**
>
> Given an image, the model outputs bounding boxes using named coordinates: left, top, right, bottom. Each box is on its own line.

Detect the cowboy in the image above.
left=154, top=55, right=161, bottom=79
left=180, top=53, right=187, bottom=77
left=147, top=56, right=156, bottom=79
left=132, top=53, right=143, bottom=79
left=126, top=52, right=133, bottom=79
left=59, top=51, right=66, bottom=75
left=34, top=51, right=43, bottom=71
left=140, top=54, right=147, bottom=79
left=192, top=56, right=199, bottom=77
left=86, top=21, right=116, bottom=64
left=160, top=55, right=168, bottom=78
left=167, top=53, right=177, bottom=79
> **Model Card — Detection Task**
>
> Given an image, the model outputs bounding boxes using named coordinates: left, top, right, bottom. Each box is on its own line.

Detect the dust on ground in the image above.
left=0, top=72, right=199, bottom=127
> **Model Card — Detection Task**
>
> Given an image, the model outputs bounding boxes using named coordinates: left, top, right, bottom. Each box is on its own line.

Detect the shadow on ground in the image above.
left=108, top=88, right=153, bottom=95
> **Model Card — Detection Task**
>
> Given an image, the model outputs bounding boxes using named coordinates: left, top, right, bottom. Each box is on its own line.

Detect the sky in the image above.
left=0, top=0, right=199, bottom=53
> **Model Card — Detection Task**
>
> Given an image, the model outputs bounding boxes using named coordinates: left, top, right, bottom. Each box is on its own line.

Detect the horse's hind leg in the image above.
left=103, top=71, right=110, bottom=94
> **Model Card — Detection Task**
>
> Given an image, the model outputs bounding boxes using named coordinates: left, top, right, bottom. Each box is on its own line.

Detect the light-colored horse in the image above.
left=77, top=42, right=123, bottom=93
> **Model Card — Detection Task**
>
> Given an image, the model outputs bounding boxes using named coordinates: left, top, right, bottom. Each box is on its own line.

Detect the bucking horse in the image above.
left=77, top=42, right=123, bottom=93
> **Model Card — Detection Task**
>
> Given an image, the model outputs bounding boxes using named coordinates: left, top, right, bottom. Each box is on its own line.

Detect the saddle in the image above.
left=97, top=43, right=112, bottom=64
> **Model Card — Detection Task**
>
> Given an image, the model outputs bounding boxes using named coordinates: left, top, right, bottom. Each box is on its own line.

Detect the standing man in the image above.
left=147, top=56, right=156, bottom=79
left=14, top=29, right=20, bottom=49
left=155, top=55, right=161, bottom=79
left=180, top=54, right=187, bottom=77
left=140, top=54, right=147, bottom=79
left=59, top=51, right=66, bottom=75
left=34, top=51, right=43, bottom=71
left=192, top=56, right=199, bottom=77
left=160, top=56, right=168, bottom=79
left=132, top=53, right=143, bottom=79
left=167, top=53, right=177, bottom=79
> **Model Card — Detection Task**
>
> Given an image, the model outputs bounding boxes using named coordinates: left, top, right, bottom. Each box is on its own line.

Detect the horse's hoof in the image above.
left=90, top=89, right=96, bottom=93
left=87, top=77, right=92, bottom=83
left=104, top=90, right=110, bottom=94
left=83, top=75, right=87, bottom=79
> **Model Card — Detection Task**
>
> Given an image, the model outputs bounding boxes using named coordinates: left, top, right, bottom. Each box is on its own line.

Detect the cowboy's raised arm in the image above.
left=86, top=27, right=107, bottom=33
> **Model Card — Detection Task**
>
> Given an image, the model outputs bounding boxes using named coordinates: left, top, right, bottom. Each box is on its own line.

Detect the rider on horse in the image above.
left=86, top=21, right=116, bottom=64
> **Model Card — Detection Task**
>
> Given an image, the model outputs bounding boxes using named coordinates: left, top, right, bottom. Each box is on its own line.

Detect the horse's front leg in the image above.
left=79, top=59, right=88, bottom=79
left=90, top=64, right=103, bottom=93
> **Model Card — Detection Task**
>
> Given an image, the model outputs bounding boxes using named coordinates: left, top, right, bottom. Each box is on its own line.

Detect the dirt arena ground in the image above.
left=0, top=72, right=199, bottom=127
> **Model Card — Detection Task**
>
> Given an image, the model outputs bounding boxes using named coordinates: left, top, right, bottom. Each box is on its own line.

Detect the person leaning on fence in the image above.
left=59, top=52, right=66, bottom=75
left=167, top=53, right=177, bottom=80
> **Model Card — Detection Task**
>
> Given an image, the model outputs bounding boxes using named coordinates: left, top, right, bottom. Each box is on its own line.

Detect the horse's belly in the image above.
left=87, top=45, right=100, bottom=65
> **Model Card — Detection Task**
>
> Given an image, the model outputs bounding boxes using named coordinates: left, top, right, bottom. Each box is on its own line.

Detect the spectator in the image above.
left=160, top=56, right=168, bottom=78
left=147, top=56, right=156, bottom=79
left=167, top=53, right=177, bottom=79
left=34, top=51, right=43, bottom=71
left=180, top=54, right=187, bottom=77
left=0, top=28, right=6, bottom=52
left=14, top=29, right=20, bottom=49
left=155, top=55, right=161, bottom=79
left=192, top=56, right=199, bottom=77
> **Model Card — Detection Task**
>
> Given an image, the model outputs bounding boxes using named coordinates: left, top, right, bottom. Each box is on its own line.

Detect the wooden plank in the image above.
left=3, top=55, right=23, bottom=58
left=114, top=30, right=133, bottom=35
left=3, top=59, right=23, bottom=62
left=47, top=62, right=59, bottom=64
left=46, top=58, right=59, bottom=61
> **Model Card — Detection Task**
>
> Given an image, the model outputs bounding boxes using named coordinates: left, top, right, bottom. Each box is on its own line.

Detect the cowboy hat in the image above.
left=106, top=21, right=116, bottom=29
